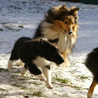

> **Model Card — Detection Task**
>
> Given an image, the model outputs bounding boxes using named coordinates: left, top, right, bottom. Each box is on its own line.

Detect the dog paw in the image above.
left=47, top=85, right=53, bottom=89
left=40, top=78, right=46, bottom=81
left=37, top=74, right=46, bottom=81
left=46, top=83, right=53, bottom=89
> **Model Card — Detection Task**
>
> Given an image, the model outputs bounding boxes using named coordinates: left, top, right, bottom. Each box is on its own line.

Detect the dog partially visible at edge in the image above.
left=8, top=37, right=64, bottom=89
left=33, top=4, right=79, bottom=67
left=85, top=47, right=98, bottom=98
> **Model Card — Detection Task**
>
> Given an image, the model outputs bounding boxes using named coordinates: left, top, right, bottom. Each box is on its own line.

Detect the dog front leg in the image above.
left=42, top=65, right=53, bottom=89
left=61, top=52, right=70, bottom=67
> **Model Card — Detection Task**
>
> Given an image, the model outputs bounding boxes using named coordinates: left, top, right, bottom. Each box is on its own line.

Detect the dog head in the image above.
left=45, top=5, right=79, bottom=36
left=39, top=39, right=64, bottom=65
left=62, top=15, right=76, bottom=35
left=52, top=15, right=76, bottom=36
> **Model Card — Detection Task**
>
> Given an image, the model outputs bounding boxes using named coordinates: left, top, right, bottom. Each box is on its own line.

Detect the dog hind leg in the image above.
left=8, top=60, right=15, bottom=71
left=8, top=48, right=19, bottom=71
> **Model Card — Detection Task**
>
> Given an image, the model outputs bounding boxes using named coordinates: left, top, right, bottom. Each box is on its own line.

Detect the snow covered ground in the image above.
left=0, top=0, right=98, bottom=98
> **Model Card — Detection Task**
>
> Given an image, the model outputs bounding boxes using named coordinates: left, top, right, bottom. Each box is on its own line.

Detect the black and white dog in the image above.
left=8, top=37, right=64, bottom=88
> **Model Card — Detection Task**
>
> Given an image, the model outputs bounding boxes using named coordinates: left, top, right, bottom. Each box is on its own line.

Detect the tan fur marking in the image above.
left=87, top=80, right=97, bottom=98
left=61, top=51, right=71, bottom=67
left=53, top=20, right=67, bottom=33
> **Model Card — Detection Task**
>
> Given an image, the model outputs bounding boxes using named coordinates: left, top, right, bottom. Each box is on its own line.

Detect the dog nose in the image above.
left=61, top=59, right=64, bottom=63
left=56, top=58, right=64, bottom=66
left=68, top=31, right=72, bottom=35
left=60, top=58, right=64, bottom=64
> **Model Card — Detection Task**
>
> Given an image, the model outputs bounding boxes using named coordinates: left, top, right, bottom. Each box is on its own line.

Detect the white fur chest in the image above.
left=33, top=56, right=51, bottom=68
left=58, top=33, right=76, bottom=53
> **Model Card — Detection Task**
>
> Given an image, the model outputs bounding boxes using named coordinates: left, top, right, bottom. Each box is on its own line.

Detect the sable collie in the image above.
left=33, top=4, right=79, bottom=67
left=8, top=37, right=64, bottom=89
left=85, top=47, right=98, bottom=98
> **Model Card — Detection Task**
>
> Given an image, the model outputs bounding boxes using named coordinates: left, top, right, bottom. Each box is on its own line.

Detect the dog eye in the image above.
left=72, top=22, right=74, bottom=25
left=65, top=22, right=68, bottom=24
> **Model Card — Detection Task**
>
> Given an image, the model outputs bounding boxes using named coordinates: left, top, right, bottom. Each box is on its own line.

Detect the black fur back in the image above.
left=10, top=37, right=64, bottom=75
left=85, top=47, right=98, bottom=82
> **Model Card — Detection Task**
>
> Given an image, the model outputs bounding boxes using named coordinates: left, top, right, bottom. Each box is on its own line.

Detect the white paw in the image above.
left=47, top=84, right=53, bottom=89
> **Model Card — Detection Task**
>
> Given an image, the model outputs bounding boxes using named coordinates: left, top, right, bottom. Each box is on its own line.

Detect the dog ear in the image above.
left=70, top=7, right=79, bottom=16
left=60, top=4, right=67, bottom=9
left=40, top=38, right=48, bottom=45
left=40, top=39, right=46, bottom=46
left=59, top=4, right=69, bottom=13
left=45, top=9, right=55, bottom=23
left=40, top=38, right=50, bottom=48
left=40, top=39, right=43, bottom=44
